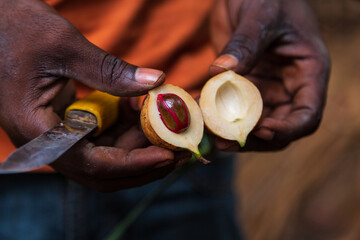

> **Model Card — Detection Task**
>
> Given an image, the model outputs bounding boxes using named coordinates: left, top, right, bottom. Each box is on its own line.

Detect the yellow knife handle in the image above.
left=65, top=91, right=120, bottom=136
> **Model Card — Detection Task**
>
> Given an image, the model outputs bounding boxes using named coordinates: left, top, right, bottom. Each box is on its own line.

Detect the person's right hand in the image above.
left=209, top=0, right=330, bottom=152
left=0, top=0, right=183, bottom=191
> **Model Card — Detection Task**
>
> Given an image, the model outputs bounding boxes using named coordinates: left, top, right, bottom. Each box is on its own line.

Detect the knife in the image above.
left=0, top=91, right=120, bottom=174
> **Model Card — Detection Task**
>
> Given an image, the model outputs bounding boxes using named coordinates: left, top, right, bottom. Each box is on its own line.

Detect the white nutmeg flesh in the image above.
left=199, top=70, right=263, bottom=147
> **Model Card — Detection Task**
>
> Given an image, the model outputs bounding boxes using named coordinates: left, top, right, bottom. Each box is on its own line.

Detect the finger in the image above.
left=114, top=126, right=149, bottom=150
left=259, top=56, right=329, bottom=143
left=252, top=83, right=322, bottom=144
left=70, top=164, right=177, bottom=192
left=92, top=97, right=141, bottom=146
left=215, top=134, right=288, bottom=152
left=53, top=143, right=176, bottom=179
left=128, top=97, right=141, bottom=111
left=252, top=105, right=291, bottom=142
left=50, top=79, right=76, bottom=116
left=45, top=22, right=165, bottom=97
left=248, top=75, right=292, bottom=108
left=210, top=1, right=279, bottom=76
left=215, top=138, right=241, bottom=152
left=91, top=152, right=193, bottom=192
left=174, top=151, right=193, bottom=167
left=117, top=97, right=141, bottom=125
left=260, top=106, right=319, bottom=144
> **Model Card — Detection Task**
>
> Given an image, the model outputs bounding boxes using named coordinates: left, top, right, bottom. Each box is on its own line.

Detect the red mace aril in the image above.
left=156, top=93, right=190, bottom=134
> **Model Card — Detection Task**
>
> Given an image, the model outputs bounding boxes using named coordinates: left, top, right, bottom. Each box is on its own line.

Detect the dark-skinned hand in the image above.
left=0, top=0, right=190, bottom=192
left=209, top=0, right=330, bottom=151
left=52, top=97, right=191, bottom=192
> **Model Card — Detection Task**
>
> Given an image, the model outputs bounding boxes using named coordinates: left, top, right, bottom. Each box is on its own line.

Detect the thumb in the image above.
left=57, top=34, right=165, bottom=97
left=210, top=5, right=277, bottom=76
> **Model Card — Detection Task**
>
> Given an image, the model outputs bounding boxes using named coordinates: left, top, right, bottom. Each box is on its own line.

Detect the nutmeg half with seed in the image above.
left=141, top=84, right=209, bottom=164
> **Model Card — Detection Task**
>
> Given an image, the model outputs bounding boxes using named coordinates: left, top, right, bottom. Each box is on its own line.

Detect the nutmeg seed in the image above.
left=156, top=93, right=190, bottom=134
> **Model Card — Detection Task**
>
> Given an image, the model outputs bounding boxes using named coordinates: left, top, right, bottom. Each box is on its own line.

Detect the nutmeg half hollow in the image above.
left=140, top=84, right=209, bottom=164
left=199, top=70, right=263, bottom=147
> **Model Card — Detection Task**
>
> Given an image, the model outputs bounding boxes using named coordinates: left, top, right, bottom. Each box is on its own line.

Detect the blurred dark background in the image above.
left=236, top=0, right=360, bottom=239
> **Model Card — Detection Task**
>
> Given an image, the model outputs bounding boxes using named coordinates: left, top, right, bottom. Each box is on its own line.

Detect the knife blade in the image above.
left=0, top=91, right=120, bottom=174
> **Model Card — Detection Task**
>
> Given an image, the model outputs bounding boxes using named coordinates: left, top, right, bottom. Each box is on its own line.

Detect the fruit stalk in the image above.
left=193, top=150, right=210, bottom=165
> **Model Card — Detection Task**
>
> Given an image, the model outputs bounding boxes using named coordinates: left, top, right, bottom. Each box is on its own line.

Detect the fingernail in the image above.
left=135, top=68, right=165, bottom=84
left=212, top=54, right=239, bottom=70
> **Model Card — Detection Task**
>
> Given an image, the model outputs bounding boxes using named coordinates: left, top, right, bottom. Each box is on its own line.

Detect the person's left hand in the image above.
left=209, top=0, right=330, bottom=151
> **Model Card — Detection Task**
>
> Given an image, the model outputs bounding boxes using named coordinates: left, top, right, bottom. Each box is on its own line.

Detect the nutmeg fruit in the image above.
left=141, top=84, right=209, bottom=164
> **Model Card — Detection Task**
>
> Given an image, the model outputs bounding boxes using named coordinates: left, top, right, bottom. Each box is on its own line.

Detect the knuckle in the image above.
left=83, top=162, right=105, bottom=178
left=318, top=51, right=331, bottom=83
left=300, top=107, right=322, bottom=137
left=81, top=154, right=104, bottom=178
left=223, top=34, right=257, bottom=72
left=308, top=41, right=331, bottom=84
left=238, top=47, right=256, bottom=71
left=100, top=54, right=120, bottom=88
left=320, top=49, right=331, bottom=70
left=122, top=153, right=135, bottom=169
left=308, top=110, right=322, bottom=133
left=100, top=54, right=135, bottom=94
left=224, top=34, right=254, bottom=56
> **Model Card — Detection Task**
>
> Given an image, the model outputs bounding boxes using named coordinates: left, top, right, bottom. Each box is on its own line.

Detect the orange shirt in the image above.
left=0, top=0, right=216, bottom=164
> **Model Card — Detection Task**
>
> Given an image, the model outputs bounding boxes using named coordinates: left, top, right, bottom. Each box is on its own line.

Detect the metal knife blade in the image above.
left=0, top=122, right=96, bottom=174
